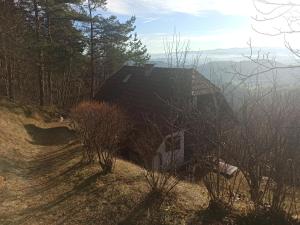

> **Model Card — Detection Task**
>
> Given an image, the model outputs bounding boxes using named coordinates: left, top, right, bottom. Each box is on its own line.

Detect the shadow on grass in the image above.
left=24, top=124, right=75, bottom=146
left=188, top=202, right=235, bottom=225
left=188, top=209, right=225, bottom=225
left=235, top=208, right=300, bottom=225
left=118, top=191, right=166, bottom=225
left=40, top=171, right=106, bottom=210
left=16, top=171, right=107, bottom=224
left=19, top=140, right=83, bottom=197
left=27, top=143, right=81, bottom=174
left=0, top=157, right=27, bottom=175
left=26, top=160, right=84, bottom=197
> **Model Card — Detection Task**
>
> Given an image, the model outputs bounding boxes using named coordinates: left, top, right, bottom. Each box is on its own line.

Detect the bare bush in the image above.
left=227, top=100, right=271, bottom=208
left=71, top=101, right=129, bottom=173
left=134, top=118, right=180, bottom=197
left=186, top=90, right=244, bottom=216
left=227, top=88, right=299, bottom=220
left=70, top=101, right=102, bottom=163
left=93, top=103, right=129, bottom=173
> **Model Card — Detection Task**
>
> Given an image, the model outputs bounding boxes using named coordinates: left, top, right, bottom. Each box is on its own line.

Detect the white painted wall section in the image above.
left=152, top=130, right=185, bottom=170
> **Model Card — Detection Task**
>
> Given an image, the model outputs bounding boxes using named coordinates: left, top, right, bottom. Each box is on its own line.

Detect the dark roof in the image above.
left=95, top=65, right=220, bottom=128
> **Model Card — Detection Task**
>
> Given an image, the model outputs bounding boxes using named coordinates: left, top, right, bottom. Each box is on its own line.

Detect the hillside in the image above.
left=0, top=98, right=208, bottom=225
left=150, top=47, right=298, bottom=65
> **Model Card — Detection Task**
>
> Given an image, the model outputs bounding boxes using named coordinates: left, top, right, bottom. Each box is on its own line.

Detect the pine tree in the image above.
left=93, top=16, right=150, bottom=80
left=40, top=0, right=86, bottom=104
left=0, top=0, right=32, bottom=101
left=81, top=0, right=106, bottom=98
left=18, top=0, right=87, bottom=105
left=0, top=0, right=149, bottom=106
left=128, top=33, right=150, bottom=66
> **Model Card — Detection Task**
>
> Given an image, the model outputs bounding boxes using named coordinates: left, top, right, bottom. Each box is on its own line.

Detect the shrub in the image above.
left=134, top=118, right=180, bottom=197
left=70, top=101, right=102, bottom=163
left=71, top=101, right=129, bottom=173
left=92, top=103, right=129, bottom=173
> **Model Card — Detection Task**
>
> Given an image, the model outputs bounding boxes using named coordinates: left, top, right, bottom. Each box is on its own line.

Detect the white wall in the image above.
left=152, top=130, right=185, bottom=170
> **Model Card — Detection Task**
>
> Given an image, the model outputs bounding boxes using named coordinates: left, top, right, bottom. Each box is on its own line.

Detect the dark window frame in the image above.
left=165, top=135, right=181, bottom=152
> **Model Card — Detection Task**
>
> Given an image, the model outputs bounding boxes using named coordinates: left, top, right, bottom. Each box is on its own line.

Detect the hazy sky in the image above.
left=105, top=0, right=299, bottom=54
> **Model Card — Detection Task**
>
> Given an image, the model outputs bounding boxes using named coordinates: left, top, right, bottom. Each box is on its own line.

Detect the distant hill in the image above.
left=151, top=47, right=298, bottom=65
left=150, top=47, right=300, bottom=87
left=197, top=60, right=300, bottom=108
left=197, top=60, right=300, bottom=87
left=150, top=52, right=300, bottom=109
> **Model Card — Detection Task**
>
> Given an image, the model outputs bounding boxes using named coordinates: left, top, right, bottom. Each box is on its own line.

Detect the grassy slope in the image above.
left=1, top=98, right=298, bottom=225
left=0, top=99, right=208, bottom=225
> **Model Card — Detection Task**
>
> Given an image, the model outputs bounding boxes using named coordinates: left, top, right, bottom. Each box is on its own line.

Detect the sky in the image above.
left=104, top=0, right=300, bottom=54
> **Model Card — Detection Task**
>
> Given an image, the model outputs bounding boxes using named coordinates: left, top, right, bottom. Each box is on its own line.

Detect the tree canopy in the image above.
left=0, top=0, right=150, bottom=107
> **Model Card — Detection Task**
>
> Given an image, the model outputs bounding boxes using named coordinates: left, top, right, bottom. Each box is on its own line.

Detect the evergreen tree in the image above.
left=93, top=16, right=150, bottom=80
left=81, top=0, right=106, bottom=98
left=0, top=0, right=150, bottom=107
left=18, top=0, right=87, bottom=105
left=94, top=15, right=135, bottom=79
left=0, top=0, right=33, bottom=101
left=128, top=33, right=150, bottom=66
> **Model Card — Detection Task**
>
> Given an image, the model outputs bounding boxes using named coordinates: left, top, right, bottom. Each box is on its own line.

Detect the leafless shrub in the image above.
left=70, top=101, right=101, bottom=163
left=71, top=101, right=129, bottom=173
left=227, top=100, right=271, bottom=208
left=227, top=86, right=299, bottom=221
left=198, top=146, right=243, bottom=216
left=93, top=103, right=129, bottom=173
left=144, top=169, right=179, bottom=198
left=186, top=90, right=244, bottom=217
left=134, top=118, right=180, bottom=197
left=260, top=93, right=298, bottom=217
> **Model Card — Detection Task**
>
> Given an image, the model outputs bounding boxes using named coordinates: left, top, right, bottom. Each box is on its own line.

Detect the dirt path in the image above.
left=0, top=112, right=87, bottom=225
left=0, top=114, right=149, bottom=225
left=0, top=105, right=210, bottom=225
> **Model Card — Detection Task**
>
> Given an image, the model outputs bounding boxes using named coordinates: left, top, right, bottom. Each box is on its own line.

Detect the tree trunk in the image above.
left=45, top=0, right=53, bottom=105
left=47, top=71, right=52, bottom=104
left=88, top=0, right=95, bottom=99
left=39, top=50, right=45, bottom=106
left=7, top=57, right=13, bottom=100
left=33, top=0, right=45, bottom=106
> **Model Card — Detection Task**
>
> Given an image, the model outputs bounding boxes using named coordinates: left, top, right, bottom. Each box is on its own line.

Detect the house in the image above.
left=152, top=130, right=185, bottom=170
left=95, top=64, right=232, bottom=170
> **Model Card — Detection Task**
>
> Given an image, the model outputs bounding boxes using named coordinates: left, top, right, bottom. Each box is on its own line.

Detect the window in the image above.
left=165, top=135, right=181, bottom=152
left=123, top=73, right=132, bottom=83
left=192, top=95, right=198, bottom=107
left=158, top=153, right=163, bottom=168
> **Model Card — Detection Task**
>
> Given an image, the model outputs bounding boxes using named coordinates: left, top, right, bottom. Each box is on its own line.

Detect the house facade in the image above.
left=152, top=130, right=185, bottom=170
left=95, top=64, right=232, bottom=170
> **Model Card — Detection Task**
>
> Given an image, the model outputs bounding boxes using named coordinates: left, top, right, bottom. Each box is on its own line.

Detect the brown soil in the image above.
left=0, top=100, right=208, bottom=225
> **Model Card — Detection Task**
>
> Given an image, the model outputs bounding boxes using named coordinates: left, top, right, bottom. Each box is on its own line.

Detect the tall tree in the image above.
left=18, top=0, right=86, bottom=105
left=32, top=0, right=45, bottom=106
left=93, top=16, right=150, bottom=80
left=0, top=0, right=149, bottom=107
left=95, top=15, right=135, bottom=79
left=0, top=0, right=32, bottom=101
left=82, top=0, right=106, bottom=98
left=40, top=0, right=86, bottom=105
left=128, top=33, right=150, bottom=66
left=0, top=0, right=16, bottom=100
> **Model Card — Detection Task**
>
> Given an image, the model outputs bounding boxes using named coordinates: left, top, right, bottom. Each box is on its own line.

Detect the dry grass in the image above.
left=0, top=98, right=299, bottom=225
left=0, top=98, right=209, bottom=225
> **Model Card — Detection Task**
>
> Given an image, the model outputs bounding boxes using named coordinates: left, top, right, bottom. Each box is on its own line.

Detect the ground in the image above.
left=0, top=98, right=299, bottom=225
left=0, top=98, right=209, bottom=225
